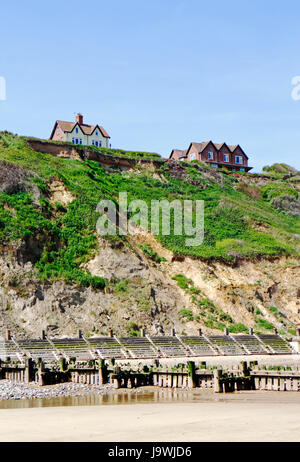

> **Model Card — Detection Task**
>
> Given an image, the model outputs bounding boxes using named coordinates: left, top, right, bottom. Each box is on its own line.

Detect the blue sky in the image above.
left=0, top=0, right=300, bottom=171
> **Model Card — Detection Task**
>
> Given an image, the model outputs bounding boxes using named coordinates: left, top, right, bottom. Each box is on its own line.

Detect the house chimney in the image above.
left=76, top=113, right=83, bottom=125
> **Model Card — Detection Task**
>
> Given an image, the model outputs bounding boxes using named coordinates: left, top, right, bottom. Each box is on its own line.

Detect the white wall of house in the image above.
left=65, top=126, right=110, bottom=148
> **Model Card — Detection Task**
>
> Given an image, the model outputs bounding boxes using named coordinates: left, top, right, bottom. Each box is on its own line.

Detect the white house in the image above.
left=49, top=113, right=111, bottom=148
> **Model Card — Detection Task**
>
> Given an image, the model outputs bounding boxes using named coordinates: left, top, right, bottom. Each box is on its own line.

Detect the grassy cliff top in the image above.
left=0, top=131, right=299, bottom=288
left=23, top=136, right=163, bottom=161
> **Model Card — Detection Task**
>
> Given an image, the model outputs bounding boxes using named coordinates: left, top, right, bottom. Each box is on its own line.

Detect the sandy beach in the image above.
left=1, top=390, right=300, bottom=442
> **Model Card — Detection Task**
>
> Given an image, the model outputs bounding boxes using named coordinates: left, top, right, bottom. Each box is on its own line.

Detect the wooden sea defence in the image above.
left=1, top=357, right=300, bottom=393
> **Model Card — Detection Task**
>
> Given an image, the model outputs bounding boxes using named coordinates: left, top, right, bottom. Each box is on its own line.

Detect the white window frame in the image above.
left=235, top=156, right=243, bottom=164
left=190, top=153, right=196, bottom=161
left=224, top=153, right=229, bottom=162
left=208, top=151, right=213, bottom=160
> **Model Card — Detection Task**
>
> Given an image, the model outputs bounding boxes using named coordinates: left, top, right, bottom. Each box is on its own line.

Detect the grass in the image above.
left=139, top=244, right=166, bottom=263
left=0, top=132, right=299, bottom=291
left=178, top=309, right=194, bottom=322
left=256, top=318, right=275, bottom=331
left=24, top=136, right=163, bottom=161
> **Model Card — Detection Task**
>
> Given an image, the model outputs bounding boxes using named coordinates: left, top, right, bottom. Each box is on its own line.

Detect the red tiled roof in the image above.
left=190, top=141, right=248, bottom=157
left=56, top=120, right=110, bottom=138
left=170, top=149, right=187, bottom=159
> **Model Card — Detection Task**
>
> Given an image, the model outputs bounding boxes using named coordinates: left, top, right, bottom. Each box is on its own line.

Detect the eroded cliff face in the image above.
left=0, top=134, right=299, bottom=339
left=0, top=234, right=299, bottom=339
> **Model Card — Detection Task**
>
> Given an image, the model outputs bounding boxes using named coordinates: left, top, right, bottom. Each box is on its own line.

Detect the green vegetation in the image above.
left=262, top=163, right=298, bottom=175
left=178, top=309, right=194, bottom=322
left=139, top=243, right=166, bottom=263
left=126, top=322, right=140, bottom=337
left=261, top=182, right=298, bottom=201
left=228, top=323, right=249, bottom=334
left=0, top=132, right=299, bottom=292
left=256, top=318, right=275, bottom=331
left=24, top=136, right=162, bottom=161
left=114, top=280, right=130, bottom=293
left=172, top=274, right=193, bottom=290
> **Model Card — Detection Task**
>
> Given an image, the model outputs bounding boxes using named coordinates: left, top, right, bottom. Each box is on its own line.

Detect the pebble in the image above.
left=0, top=380, right=115, bottom=401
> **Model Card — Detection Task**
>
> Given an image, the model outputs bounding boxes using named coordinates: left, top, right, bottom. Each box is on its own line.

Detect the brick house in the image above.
left=169, top=141, right=252, bottom=172
left=49, top=113, right=111, bottom=148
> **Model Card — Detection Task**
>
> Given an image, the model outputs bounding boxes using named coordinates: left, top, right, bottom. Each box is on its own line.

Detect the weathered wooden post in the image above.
left=187, top=361, right=196, bottom=388
left=249, top=327, right=253, bottom=335
left=197, top=328, right=202, bottom=336
left=224, top=328, right=229, bottom=336
left=113, top=377, right=120, bottom=389
left=99, top=359, right=106, bottom=385
left=241, top=361, right=249, bottom=376
left=171, top=328, right=176, bottom=336
left=38, top=360, right=46, bottom=386
left=140, top=328, right=146, bottom=337
left=213, top=369, right=223, bottom=393
left=25, top=358, right=33, bottom=383
left=108, top=329, right=113, bottom=338
left=60, top=357, right=67, bottom=372
left=5, top=329, right=11, bottom=341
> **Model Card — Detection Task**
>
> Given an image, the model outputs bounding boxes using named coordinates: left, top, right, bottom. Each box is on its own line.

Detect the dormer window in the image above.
left=224, top=154, right=229, bottom=162
left=208, top=151, right=213, bottom=160
left=190, top=153, right=196, bottom=161
left=76, top=127, right=79, bottom=134
left=235, top=156, right=243, bottom=164
left=95, top=131, right=98, bottom=136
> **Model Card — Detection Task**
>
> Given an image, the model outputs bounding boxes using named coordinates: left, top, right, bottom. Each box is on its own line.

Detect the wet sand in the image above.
left=1, top=390, right=300, bottom=441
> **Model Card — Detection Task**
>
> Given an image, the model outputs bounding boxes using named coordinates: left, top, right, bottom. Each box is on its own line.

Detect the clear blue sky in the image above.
left=0, top=0, right=300, bottom=171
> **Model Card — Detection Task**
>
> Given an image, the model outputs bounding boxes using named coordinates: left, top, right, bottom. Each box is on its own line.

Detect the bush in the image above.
left=228, top=323, right=248, bottom=333
left=256, top=318, right=275, bottom=331
left=178, top=309, right=194, bottom=321
left=271, top=195, right=300, bottom=217
left=115, top=280, right=130, bottom=293
left=172, top=274, right=193, bottom=290
left=236, top=182, right=262, bottom=199
left=261, top=183, right=298, bottom=201
left=139, top=243, right=166, bottom=263
left=126, top=322, right=140, bottom=337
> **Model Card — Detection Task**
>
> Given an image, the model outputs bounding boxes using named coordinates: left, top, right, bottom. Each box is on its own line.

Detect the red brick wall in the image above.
left=232, top=146, right=248, bottom=166
left=51, top=123, right=66, bottom=142
left=199, top=144, right=217, bottom=162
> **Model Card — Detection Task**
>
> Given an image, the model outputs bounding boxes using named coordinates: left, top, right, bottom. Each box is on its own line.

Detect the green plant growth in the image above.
left=126, top=322, right=140, bottom=337
left=178, top=309, right=194, bottom=322
left=0, top=131, right=299, bottom=293
left=139, top=243, right=166, bottom=263
left=256, top=318, right=275, bottom=331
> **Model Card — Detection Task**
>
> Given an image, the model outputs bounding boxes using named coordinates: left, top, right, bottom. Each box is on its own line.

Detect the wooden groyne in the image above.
left=1, top=358, right=300, bottom=393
